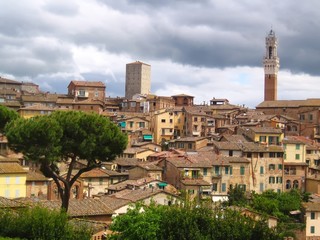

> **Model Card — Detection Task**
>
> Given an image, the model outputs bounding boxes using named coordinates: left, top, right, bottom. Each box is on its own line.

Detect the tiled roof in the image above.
left=180, top=179, right=211, bottom=186
left=26, top=171, right=49, bottom=181
left=0, top=197, right=26, bottom=208
left=124, top=147, right=151, bottom=154
left=0, top=163, right=27, bottom=174
left=107, top=177, right=158, bottom=191
left=166, top=152, right=215, bottom=168
left=136, top=163, right=162, bottom=171
left=302, top=202, right=320, bottom=212
left=171, top=94, right=194, bottom=97
left=98, top=196, right=131, bottom=210
left=212, top=141, right=241, bottom=151
left=110, top=188, right=173, bottom=202
left=0, top=77, right=21, bottom=85
left=222, top=135, right=248, bottom=143
left=257, top=99, right=320, bottom=108
left=69, top=81, right=105, bottom=88
left=171, top=136, right=207, bottom=142
left=18, top=104, right=56, bottom=111
left=31, top=198, right=114, bottom=216
left=113, top=157, right=141, bottom=166
left=284, top=162, right=308, bottom=166
left=221, top=156, right=250, bottom=164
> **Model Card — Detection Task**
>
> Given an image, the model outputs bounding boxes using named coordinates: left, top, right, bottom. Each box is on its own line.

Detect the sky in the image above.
left=1, top=1, right=320, bottom=108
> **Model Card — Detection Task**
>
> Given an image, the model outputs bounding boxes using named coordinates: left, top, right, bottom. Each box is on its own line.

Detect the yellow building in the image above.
left=18, top=104, right=55, bottom=119
left=150, top=109, right=174, bottom=144
left=239, top=127, right=284, bottom=145
left=0, top=162, right=27, bottom=198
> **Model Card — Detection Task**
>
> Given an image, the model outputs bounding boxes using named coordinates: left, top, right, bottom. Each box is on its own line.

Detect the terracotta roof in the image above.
left=180, top=179, right=211, bottom=186
left=166, top=154, right=214, bottom=168
left=171, top=136, right=207, bottom=142
left=222, top=135, right=248, bottom=143
left=124, top=147, right=152, bottom=154
left=113, top=157, right=141, bottom=166
left=247, top=127, right=283, bottom=134
left=0, top=197, right=26, bottom=208
left=136, top=163, right=162, bottom=171
left=81, top=168, right=127, bottom=178
left=302, top=202, right=320, bottom=212
left=110, top=188, right=174, bottom=202
left=0, top=77, right=21, bottom=85
left=18, top=104, right=56, bottom=111
left=98, top=196, right=131, bottom=210
left=26, top=171, right=49, bottom=181
left=212, top=141, right=242, bottom=151
left=222, top=156, right=250, bottom=164
left=0, top=89, right=18, bottom=95
left=29, top=198, right=114, bottom=216
left=0, top=163, right=27, bottom=174
left=68, top=81, right=105, bottom=88
left=107, top=177, right=158, bottom=191
left=171, top=94, right=194, bottom=98
left=284, top=162, right=308, bottom=166
left=257, top=99, right=320, bottom=108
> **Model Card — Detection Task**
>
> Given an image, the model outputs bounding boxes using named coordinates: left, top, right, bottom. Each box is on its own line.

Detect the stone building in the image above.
left=125, top=61, right=151, bottom=99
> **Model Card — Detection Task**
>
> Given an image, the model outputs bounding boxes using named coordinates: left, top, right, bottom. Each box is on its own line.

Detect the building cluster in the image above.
left=1, top=30, right=320, bottom=239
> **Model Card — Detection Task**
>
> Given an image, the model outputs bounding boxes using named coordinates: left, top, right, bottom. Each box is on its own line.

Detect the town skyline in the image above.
left=1, top=1, right=320, bottom=108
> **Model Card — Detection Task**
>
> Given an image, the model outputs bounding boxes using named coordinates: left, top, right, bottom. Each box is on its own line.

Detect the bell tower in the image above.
left=263, top=29, right=280, bottom=101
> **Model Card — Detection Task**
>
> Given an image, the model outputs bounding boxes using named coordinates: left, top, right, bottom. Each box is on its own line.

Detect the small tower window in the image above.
left=269, top=46, right=273, bottom=58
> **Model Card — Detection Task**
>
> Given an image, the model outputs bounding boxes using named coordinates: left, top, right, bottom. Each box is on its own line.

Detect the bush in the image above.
left=0, top=206, right=92, bottom=240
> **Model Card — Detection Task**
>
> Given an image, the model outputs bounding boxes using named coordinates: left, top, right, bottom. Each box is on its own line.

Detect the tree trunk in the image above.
left=61, top=183, right=71, bottom=212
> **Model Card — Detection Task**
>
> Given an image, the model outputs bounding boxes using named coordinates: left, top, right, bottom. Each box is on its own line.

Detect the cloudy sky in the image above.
left=1, top=1, right=320, bottom=108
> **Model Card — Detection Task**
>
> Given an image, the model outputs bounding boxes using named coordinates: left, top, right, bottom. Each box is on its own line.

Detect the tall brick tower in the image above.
left=263, top=29, right=280, bottom=101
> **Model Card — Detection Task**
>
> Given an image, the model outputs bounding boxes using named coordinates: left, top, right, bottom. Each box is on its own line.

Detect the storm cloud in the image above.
left=0, top=0, right=320, bottom=107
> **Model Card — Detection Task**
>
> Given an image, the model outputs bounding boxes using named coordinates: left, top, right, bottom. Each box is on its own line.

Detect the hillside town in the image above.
left=1, top=30, right=320, bottom=239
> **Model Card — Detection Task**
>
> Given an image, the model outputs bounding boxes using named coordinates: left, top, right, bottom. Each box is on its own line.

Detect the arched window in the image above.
left=293, top=180, right=299, bottom=189
left=286, top=180, right=291, bottom=189
left=269, top=46, right=273, bottom=58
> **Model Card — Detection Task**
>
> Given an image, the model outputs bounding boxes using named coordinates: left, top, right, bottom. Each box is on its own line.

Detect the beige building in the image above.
left=150, top=109, right=175, bottom=144
left=302, top=202, right=320, bottom=239
left=125, top=61, right=151, bottom=99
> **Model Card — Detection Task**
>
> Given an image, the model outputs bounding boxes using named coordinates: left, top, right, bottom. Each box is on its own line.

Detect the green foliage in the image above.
left=0, top=206, right=92, bottom=240
left=0, top=105, right=19, bottom=133
left=108, top=201, right=280, bottom=240
left=5, top=110, right=127, bottom=210
left=227, top=184, right=248, bottom=206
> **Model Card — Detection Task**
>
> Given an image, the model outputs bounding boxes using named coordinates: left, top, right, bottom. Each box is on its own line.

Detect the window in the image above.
left=259, top=152, right=264, bottom=158
left=139, top=122, right=145, bottom=128
left=240, top=166, right=245, bottom=175
left=161, top=119, right=166, bottom=123
left=230, top=167, right=233, bottom=175
left=5, top=176, right=10, bottom=184
left=295, top=144, right=300, bottom=150
left=278, top=164, right=282, bottom=170
left=203, top=168, right=207, bottom=176
left=284, top=153, right=287, bottom=160
left=5, top=190, right=10, bottom=198
left=295, top=154, right=300, bottom=160
left=225, top=167, right=229, bottom=175
left=311, top=226, right=315, bottom=234
left=221, top=183, right=226, bottom=192
left=130, top=102, right=136, bottom=107
left=169, top=119, right=173, bottom=123
left=300, top=114, right=305, bottom=121
left=260, top=166, right=264, bottom=174
left=276, top=177, right=283, bottom=184
left=260, top=183, right=264, bottom=192
left=286, top=180, right=291, bottom=189
left=188, top=189, right=195, bottom=195
left=229, top=150, right=233, bottom=156
left=311, top=212, right=315, bottom=220
left=129, top=121, right=134, bottom=128
left=293, top=180, right=299, bottom=189
left=259, top=136, right=266, bottom=142
left=15, top=177, right=20, bottom=184
left=269, top=164, right=275, bottom=171
left=269, top=176, right=275, bottom=184
left=247, top=152, right=252, bottom=158
left=99, top=178, right=103, bottom=185
left=269, top=152, right=276, bottom=158
left=239, top=184, right=246, bottom=191
left=309, top=114, right=313, bottom=121
left=188, top=143, right=192, bottom=149
left=212, top=183, right=218, bottom=191
left=194, top=117, right=198, bottom=122
left=215, top=166, right=220, bottom=175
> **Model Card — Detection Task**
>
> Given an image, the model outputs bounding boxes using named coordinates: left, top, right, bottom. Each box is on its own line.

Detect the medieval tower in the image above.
left=263, top=30, right=280, bottom=101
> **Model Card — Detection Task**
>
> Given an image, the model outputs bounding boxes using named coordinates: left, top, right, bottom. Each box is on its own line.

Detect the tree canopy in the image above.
left=5, top=110, right=127, bottom=210
left=0, top=105, right=19, bottom=133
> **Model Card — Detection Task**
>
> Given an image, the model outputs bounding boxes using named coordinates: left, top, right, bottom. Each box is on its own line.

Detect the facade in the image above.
left=125, top=61, right=151, bottom=99
left=169, top=136, right=208, bottom=151
left=302, top=202, right=320, bottom=239
left=150, top=109, right=175, bottom=144
left=172, top=94, right=194, bottom=107
left=0, top=162, right=27, bottom=199
left=263, top=29, right=280, bottom=101
left=26, top=171, right=49, bottom=199
left=67, top=80, right=106, bottom=102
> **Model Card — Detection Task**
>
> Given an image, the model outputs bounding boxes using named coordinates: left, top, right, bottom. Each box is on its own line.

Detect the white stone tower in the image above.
left=263, top=29, right=280, bottom=101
